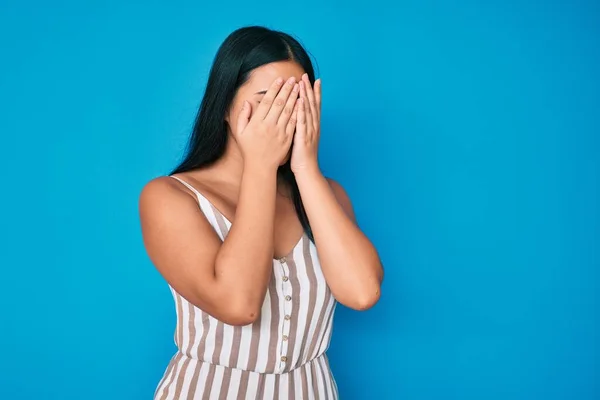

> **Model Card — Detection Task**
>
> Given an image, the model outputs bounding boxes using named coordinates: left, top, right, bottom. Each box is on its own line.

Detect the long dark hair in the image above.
left=171, top=26, right=316, bottom=242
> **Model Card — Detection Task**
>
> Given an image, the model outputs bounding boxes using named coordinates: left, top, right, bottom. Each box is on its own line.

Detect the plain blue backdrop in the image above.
left=1, top=1, right=598, bottom=399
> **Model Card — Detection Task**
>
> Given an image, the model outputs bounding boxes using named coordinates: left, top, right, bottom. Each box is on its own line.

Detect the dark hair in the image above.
left=171, top=26, right=316, bottom=241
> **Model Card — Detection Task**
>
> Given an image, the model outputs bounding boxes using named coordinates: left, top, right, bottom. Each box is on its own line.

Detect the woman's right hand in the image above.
left=235, top=76, right=300, bottom=170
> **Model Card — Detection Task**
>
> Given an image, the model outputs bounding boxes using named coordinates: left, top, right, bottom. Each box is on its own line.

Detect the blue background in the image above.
left=1, top=1, right=598, bottom=399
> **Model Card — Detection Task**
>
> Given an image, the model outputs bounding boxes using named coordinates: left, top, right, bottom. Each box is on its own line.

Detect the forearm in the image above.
left=295, top=168, right=383, bottom=309
left=215, top=164, right=277, bottom=307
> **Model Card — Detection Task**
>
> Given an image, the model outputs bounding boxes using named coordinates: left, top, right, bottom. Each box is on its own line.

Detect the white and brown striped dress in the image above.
left=154, top=176, right=339, bottom=399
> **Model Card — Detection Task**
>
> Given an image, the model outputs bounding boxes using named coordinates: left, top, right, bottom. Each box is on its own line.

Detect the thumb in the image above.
left=236, top=101, right=251, bottom=135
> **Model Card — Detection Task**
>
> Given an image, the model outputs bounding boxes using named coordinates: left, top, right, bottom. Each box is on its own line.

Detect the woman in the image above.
left=139, top=26, right=384, bottom=399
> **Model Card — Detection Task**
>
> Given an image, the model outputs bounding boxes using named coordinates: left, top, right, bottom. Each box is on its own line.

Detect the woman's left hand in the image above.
left=291, top=74, right=321, bottom=174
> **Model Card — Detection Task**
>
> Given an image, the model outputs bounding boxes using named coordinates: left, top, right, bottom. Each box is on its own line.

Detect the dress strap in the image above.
left=168, top=175, right=232, bottom=238
left=169, top=175, right=205, bottom=202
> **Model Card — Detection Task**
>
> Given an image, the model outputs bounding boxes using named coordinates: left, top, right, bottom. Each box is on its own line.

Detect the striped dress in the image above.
left=154, top=176, right=339, bottom=399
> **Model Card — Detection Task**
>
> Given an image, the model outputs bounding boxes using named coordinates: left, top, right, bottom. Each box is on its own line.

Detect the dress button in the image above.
left=282, top=276, right=289, bottom=282
left=283, top=335, right=288, bottom=341
left=285, top=295, right=292, bottom=301
left=281, top=356, right=287, bottom=362
left=284, top=315, right=291, bottom=321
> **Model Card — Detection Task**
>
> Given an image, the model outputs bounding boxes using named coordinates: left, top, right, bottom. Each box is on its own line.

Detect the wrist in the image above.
left=293, top=164, right=323, bottom=181
left=243, top=161, right=279, bottom=179
left=244, top=158, right=279, bottom=172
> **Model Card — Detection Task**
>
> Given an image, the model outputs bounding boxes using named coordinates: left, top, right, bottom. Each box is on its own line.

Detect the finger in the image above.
left=277, top=82, right=299, bottom=127
left=286, top=100, right=300, bottom=137
left=296, top=98, right=307, bottom=137
left=236, top=100, right=251, bottom=135
left=314, top=78, right=322, bottom=121
left=253, top=77, right=285, bottom=120
left=265, top=76, right=297, bottom=122
left=314, top=79, right=322, bottom=138
left=302, top=74, right=319, bottom=124
left=300, top=81, right=313, bottom=137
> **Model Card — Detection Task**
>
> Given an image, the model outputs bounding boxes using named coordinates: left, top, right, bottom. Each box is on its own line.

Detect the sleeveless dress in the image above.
left=154, top=176, right=339, bottom=399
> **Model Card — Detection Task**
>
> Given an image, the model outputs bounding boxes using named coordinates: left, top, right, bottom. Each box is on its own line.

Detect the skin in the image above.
left=139, top=61, right=383, bottom=326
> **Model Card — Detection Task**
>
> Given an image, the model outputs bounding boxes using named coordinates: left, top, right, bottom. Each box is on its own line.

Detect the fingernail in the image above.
left=287, top=76, right=296, bottom=84
left=276, top=77, right=284, bottom=84
left=293, top=83, right=299, bottom=92
left=299, top=81, right=304, bottom=89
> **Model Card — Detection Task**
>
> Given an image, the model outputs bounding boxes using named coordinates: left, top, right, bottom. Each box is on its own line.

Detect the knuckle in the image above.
left=274, top=98, right=285, bottom=107
left=283, top=106, right=293, bottom=115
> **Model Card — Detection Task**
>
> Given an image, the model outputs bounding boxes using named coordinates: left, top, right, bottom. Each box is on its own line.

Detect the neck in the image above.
left=208, top=139, right=246, bottom=185
left=185, top=136, right=291, bottom=195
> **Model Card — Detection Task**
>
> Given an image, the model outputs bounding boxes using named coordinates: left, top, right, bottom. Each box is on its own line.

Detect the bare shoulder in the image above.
left=326, top=177, right=355, bottom=220
left=139, top=176, right=197, bottom=216
left=138, top=175, right=216, bottom=238
left=140, top=175, right=186, bottom=198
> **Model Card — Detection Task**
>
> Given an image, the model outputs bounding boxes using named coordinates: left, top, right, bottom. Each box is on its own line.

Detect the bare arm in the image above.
left=139, top=166, right=278, bottom=326
left=291, top=75, right=382, bottom=310
left=295, top=169, right=383, bottom=310
left=139, top=76, right=300, bottom=326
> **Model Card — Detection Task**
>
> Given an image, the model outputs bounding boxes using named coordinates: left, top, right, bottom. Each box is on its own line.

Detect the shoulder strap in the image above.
left=168, top=175, right=231, bottom=239
left=169, top=175, right=204, bottom=202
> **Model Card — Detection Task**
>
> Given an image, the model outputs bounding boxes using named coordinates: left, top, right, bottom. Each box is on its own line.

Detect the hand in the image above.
left=291, top=74, right=321, bottom=174
left=236, top=76, right=300, bottom=170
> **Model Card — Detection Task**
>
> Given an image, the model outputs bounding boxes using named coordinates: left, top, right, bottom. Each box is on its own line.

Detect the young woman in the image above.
left=139, top=26, right=383, bottom=399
